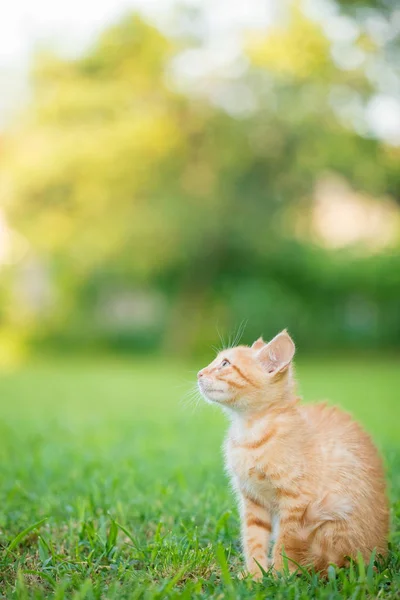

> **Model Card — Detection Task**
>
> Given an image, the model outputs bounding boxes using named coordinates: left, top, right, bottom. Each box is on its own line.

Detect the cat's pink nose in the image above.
left=197, top=370, right=204, bottom=379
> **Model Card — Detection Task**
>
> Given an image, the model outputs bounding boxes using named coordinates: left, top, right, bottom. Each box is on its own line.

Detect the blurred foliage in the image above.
left=337, top=0, right=398, bottom=13
left=0, top=2, right=399, bottom=356
left=248, top=3, right=333, bottom=79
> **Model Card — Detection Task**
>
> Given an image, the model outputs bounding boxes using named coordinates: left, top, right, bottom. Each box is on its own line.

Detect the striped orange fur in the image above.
left=197, top=330, right=389, bottom=579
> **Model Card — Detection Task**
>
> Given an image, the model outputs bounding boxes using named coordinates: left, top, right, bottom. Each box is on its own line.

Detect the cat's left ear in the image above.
left=257, top=330, right=295, bottom=375
left=251, top=337, right=265, bottom=351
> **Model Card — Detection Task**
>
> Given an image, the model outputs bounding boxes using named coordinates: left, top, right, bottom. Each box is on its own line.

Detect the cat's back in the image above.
left=301, top=401, right=361, bottom=442
left=300, top=401, right=386, bottom=487
left=300, top=401, right=389, bottom=557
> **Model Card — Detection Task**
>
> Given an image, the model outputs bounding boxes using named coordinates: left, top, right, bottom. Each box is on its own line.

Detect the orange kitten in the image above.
left=197, top=330, right=389, bottom=578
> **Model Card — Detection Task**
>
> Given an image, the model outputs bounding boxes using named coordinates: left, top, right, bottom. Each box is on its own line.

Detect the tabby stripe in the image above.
left=216, top=376, right=245, bottom=389
left=284, top=505, right=306, bottom=515
left=269, top=471, right=284, bottom=481
left=231, top=364, right=257, bottom=386
left=249, top=543, right=263, bottom=551
left=247, top=517, right=272, bottom=532
left=238, top=427, right=277, bottom=449
left=242, top=493, right=265, bottom=508
left=276, top=488, right=300, bottom=499
left=280, top=507, right=308, bottom=526
left=280, top=514, right=302, bottom=527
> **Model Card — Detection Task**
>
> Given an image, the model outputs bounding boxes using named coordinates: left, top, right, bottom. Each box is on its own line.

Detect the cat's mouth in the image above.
left=198, top=381, right=229, bottom=403
left=198, top=382, right=224, bottom=395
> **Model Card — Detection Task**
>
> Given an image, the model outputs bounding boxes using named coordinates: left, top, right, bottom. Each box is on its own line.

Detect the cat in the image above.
left=197, top=330, right=389, bottom=579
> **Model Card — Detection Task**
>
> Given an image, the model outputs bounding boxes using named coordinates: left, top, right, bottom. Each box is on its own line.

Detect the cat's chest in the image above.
left=226, top=440, right=275, bottom=499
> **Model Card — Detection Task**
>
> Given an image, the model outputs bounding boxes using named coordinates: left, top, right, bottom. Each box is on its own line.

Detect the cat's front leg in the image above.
left=272, top=498, right=310, bottom=574
left=240, top=492, right=272, bottom=580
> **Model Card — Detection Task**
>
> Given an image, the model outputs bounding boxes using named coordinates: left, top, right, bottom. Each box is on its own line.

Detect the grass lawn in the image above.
left=0, top=356, right=399, bottom=599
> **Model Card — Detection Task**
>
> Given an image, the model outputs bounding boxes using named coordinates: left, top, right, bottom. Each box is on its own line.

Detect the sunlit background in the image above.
left=0, top=0, right=399, bottom=361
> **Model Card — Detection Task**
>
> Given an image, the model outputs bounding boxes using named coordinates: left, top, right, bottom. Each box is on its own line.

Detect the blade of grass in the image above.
left=157, top=565, right=188, bottom=596
left=366, top=548, right=377, bottom=592
left=23, top=569, right=56, bottom=588
left=5, top=518, right=47, bottom=555
left=105, top=519, right=118, bottom=556
left=357, top=551, right=366, bottom=583
left=114, top=520, right=145, bottom=560
left=215, top=543, right=234, bottom=590
left=284, top=555, right=313, bottom=581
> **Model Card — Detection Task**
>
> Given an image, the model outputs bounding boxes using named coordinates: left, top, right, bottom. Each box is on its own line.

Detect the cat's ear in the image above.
left=251, top=337, right=265, bottom=351
left=257, top=330, right=295, bottom=374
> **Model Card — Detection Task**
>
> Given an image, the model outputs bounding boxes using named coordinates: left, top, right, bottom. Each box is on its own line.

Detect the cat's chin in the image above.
left=198, top=384, right=232, bottom=405
left=204, top=396, right=232, bottom=406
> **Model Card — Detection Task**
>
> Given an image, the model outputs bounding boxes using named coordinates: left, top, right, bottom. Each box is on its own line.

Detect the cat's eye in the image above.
left=220, top=359, right=230, bottom=368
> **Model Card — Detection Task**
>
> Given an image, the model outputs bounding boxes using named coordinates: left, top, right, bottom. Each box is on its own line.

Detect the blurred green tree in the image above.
left=0, top=5, right=399, bottom=355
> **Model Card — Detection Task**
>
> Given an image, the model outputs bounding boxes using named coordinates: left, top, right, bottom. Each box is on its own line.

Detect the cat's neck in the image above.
left=227, top=396, right=301, bottom=441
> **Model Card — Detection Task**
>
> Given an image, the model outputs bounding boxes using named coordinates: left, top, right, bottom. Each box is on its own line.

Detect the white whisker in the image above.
left=216, top=323, right=226, bottom=350
left=232, top=319, right=247, bottom=348
left=179, top=385, right=204, bottom=413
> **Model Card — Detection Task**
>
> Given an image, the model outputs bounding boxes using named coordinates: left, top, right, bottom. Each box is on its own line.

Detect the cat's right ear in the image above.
left=251, top=337, right=265, bottom=351
left=257, top=330, right=295, bottom=375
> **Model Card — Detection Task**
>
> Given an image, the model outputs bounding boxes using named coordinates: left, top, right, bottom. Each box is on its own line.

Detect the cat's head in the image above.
left=197, top=330, right=295, bottom=412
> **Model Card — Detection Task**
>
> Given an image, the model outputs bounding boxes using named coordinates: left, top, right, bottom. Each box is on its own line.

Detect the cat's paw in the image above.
left=244, top=562, right=270, bottom=581
left=250, top=568, right=264, bottom=581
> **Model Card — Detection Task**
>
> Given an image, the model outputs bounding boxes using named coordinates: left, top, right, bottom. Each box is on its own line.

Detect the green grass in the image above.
left=0, top=356, right=399, bottom=599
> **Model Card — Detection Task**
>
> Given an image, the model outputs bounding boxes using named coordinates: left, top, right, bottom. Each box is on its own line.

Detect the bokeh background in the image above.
left=0, top=0, right=399, bottom=361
